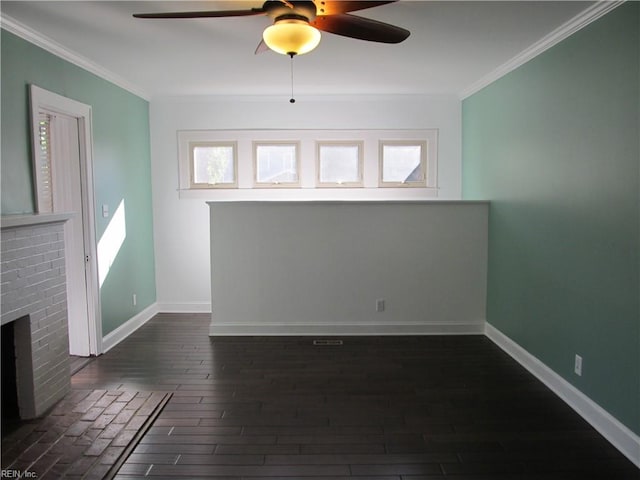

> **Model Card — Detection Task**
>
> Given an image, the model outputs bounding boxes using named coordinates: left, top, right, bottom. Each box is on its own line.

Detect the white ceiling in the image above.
left=1, top=1, right=594, bottom=99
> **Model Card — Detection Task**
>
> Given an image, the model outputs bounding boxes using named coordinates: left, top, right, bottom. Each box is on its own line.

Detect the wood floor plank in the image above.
left=63, top=313, right=638, bottom=479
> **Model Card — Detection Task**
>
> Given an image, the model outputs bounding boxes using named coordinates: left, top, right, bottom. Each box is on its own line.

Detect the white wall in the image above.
left=150, top=95, right=462, bottom=310
left=209, top=201, right=487, bottom=335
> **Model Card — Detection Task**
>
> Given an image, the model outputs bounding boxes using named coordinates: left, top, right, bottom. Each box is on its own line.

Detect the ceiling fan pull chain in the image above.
left=289, top=53, right=296, bottom=104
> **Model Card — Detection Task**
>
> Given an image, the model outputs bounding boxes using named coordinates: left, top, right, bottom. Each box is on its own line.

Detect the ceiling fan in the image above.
left=133, top=1, right=410, bottom=57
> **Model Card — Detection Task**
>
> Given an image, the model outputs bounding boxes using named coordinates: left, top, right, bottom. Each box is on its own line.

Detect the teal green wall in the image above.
left=462, top=3, right=639, bottom=435
left=1, top=30, right=157, bottom=336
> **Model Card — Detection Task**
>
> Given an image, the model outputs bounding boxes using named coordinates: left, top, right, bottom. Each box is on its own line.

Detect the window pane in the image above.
left=193, top=145, right=235, bottom=184
left=256, top=144, right=298, bottom=183
left=382, top=144, right=422, bottom=183
left=319, top=144, right=360, bottom=184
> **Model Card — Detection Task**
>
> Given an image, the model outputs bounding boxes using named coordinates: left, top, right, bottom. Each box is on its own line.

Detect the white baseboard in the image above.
left=156, top=302, right=211, bottom=313
left=209, top=321, right=485, bottom=336
left=485, top=322, right=640, bottom=468
left=99, top=307, right=639, bottom=468
left=101, top=302, right=159, bottom=353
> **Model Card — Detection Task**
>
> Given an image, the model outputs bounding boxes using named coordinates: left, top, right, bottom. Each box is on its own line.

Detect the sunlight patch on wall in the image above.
left=97, top=199, right=126, bottom=288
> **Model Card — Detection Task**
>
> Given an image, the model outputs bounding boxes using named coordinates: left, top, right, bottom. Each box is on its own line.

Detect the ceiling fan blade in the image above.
left=315, top=1, right=398, bottom=16
left=133, top=8, right=265, bottom=19
left=312, top=13, right=409, bottom=44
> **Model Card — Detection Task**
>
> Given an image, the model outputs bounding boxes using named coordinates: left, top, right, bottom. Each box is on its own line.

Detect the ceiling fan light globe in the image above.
left=263, top=19, right=321, bottom=56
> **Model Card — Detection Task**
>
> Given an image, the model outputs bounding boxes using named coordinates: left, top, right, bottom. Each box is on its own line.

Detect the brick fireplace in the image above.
left=1, top=213, right=72, bottom=419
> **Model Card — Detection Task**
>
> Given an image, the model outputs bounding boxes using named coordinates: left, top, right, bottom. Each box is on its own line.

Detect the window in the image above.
left=379, top=140, right=427, bottom=187
left=254, top=142, right=300, bottom=187
left=189, top=142, right=237, bottom=188
left=316, top=141, right=363, bottom=187
left=177, top=129, right=438, bottom=198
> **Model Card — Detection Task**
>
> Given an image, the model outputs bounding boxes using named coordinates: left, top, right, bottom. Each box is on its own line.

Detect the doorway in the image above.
left=30, top=85, right=101, bottom=356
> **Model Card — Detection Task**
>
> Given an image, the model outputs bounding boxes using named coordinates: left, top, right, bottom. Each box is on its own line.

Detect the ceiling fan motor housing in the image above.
left=263, top=1, right=318, bottom=22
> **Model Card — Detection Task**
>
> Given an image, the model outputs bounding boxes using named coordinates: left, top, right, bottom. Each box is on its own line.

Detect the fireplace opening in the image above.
left=2, top=321, right=21, bottom=435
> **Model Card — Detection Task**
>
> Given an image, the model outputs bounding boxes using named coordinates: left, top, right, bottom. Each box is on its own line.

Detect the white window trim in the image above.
left=378, top=139, right=429, bottom=188
left=253, top=141, right=301, bottom=188
left=178, top=131, right=239, bottom=190
left=177, top=129, right=438, bottom=200
left=316, top=140, right=364, bottom=188
left=189, top=141, right=238, bottom=189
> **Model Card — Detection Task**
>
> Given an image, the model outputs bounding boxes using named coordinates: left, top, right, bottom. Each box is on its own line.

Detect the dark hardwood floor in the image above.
left=69, top=313, right=638, bottom=479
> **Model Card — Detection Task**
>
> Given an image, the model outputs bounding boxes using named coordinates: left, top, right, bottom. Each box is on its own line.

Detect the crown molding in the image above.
left=459, top=1, right=625, bottom=100
left=1, top=14, right=150, bottom=101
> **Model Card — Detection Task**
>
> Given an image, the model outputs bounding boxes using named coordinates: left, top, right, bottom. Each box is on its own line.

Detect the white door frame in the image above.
left=29, top=84, right=102, bottom=355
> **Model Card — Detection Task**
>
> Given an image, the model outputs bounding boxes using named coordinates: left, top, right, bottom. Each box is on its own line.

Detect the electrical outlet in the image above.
left=132, top=293, right=137, bottom=306
left=376, top=299, right=385, bottom=312
left=574, top=354, right=582, bottom=376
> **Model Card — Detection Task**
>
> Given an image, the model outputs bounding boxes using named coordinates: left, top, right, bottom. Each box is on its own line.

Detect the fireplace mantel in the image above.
left=1, top=212, right=74, bottom=229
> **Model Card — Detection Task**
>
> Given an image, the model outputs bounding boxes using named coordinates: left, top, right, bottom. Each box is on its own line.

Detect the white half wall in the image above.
left=150, top=95, right=462, bottom=310
left=209, top=201, right=487, bottom=335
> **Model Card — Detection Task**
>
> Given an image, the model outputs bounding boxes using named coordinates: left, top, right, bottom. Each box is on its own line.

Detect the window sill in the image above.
left=178, top=187, right=440, bottom=201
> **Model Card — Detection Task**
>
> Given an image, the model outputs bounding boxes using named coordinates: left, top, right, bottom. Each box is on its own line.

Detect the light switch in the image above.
left=102, top=204, right=109, bottom=218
